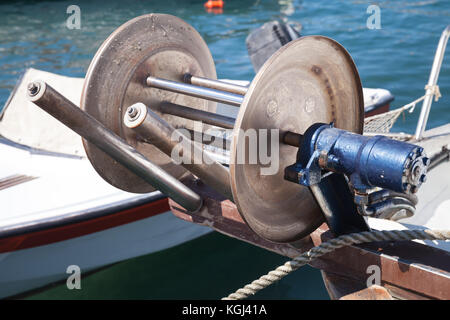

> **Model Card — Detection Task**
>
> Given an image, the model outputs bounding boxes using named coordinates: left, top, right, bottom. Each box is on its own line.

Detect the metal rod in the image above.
left=124, top=103, right=233, bottom=200
left=27, top=81, right=203, bottom=212
left=184, top=73, right=248, bottom=96
left=158, top=101, right=235, bottom=129
left=415, top=25, right=450, bottom=140
left=147, top=75, right=303, bottom=148
left=147, top=76, right=304, bottom=146
left=158, top=101, right=303, bottom=147
left=283, top=131, right=303, bottom=148
left=146, top=76, right=243, bottom=107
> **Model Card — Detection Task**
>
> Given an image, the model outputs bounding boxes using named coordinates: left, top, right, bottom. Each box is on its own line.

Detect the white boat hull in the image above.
left=0, top=211, right=211, bottom=298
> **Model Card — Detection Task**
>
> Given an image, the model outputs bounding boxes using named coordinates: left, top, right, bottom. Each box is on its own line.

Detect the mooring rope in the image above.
left=222, top=229, right=450, bottom=300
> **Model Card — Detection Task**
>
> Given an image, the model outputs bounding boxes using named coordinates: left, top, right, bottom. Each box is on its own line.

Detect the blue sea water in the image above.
left=0, top=0, right=449, bottom=299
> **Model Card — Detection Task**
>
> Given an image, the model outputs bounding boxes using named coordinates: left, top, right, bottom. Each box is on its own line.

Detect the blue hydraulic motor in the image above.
left=285, top=123, right=430, bottom=235
left=285, top=123, right=429, bottom=193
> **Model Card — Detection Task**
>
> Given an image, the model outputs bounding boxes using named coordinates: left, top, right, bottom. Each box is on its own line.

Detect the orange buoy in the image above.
left=204, top=0, right=224, bottom=9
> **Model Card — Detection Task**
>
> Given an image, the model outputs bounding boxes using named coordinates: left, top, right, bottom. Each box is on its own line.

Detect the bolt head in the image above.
left=126, top=106, right=140, bottom=120
left=27, top=82, right=40, bottom=96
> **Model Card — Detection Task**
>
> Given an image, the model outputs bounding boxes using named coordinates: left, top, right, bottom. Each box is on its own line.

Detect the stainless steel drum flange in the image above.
left=230, top=36, right=364, bottom=243
left=81, top=13, right=217, bottom=193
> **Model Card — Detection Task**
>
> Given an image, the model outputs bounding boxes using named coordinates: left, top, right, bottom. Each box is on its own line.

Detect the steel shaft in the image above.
left=147, top=76, right=303, bottom=146
left=157, top=102, right=302, bottom=147
left=146, top=76, right=243, bottom=107
left=184, top=74, right=248, bottom=96
left=124, top=103, right=233, bottom=200
left=27, top=81, right=203, bottom=212
left=158, top=101, right=235, bottom=129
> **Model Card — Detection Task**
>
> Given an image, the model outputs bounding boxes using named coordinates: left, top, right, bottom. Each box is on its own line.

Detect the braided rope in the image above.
left=222, top=229, right=450, bottom=300
left=425, top=84, right=442, bottom=102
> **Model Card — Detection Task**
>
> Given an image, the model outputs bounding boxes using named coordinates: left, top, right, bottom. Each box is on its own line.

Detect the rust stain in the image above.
left=311, top=65, right=322, bottom=75
left=310, top=65, right=337, bottom=122
left=340, top=285, right=393, bottom=300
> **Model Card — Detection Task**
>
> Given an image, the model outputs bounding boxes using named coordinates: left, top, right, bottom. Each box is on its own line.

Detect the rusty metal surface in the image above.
left=309, top=225, right=450, bottom=300
left=81, top=13, right=217, bottom=193
left=341, top=286, right=393, bottom=300
left=321, top=271, right=366, bottom=299
left=169, top=178, right=450, bottom=300
left=230, top=36, right=365, bottom=243
left=170, top=178, right=314, bottom=258
left=321, top=272, right=393, bottom=300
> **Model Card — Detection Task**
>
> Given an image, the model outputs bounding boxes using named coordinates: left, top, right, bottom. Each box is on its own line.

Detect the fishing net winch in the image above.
left=27, top=13, right=429, bottom=243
